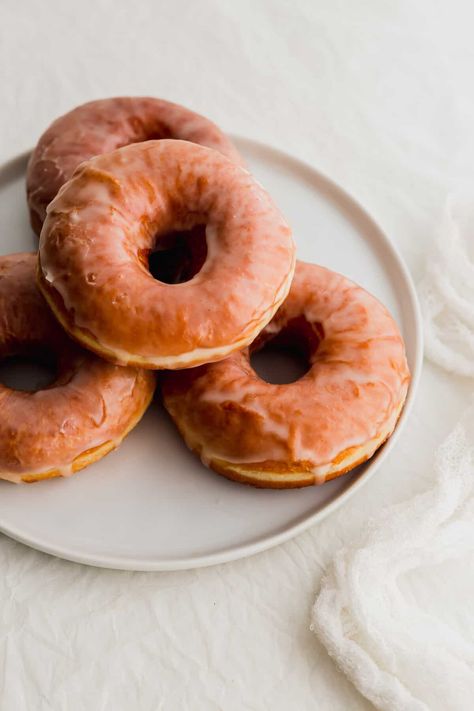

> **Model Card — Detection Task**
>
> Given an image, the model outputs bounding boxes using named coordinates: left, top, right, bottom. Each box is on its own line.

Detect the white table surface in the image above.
left=1, top=1, right=472, bottom=708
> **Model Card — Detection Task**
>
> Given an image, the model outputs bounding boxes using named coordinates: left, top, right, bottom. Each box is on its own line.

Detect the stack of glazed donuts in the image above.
left=0, top=97, right=410, bottom=487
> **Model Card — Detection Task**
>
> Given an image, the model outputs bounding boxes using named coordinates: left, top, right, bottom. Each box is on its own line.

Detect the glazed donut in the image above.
left=38, top=139, right=295, bottom=370
left=27, top=96, right=242, bottom=235
left=0, top=253, right=155, bottom=484
left=162, top=261, right=410, bottom=488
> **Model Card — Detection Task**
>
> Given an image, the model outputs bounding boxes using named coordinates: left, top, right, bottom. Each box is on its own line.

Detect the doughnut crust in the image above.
left=38, top=140, right=295, bottom=369
left=162, top=262, right=410, bottom=488
left=0, top=253, right=155, bottom=483
left=26, top=96, right=242, bottom=235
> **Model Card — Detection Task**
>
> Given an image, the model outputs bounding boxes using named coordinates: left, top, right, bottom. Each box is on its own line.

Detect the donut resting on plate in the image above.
left=162, top=261, right=410, bottom=488
left=0, top=253, right=155, bottom=484
left=26, top=96, right=242, bottom=235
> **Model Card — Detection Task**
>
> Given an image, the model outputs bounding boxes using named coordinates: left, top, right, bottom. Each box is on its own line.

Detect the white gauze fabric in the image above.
left=311, top=197, right=474, bottom=711
left=419, top=195, right=474, bottom=378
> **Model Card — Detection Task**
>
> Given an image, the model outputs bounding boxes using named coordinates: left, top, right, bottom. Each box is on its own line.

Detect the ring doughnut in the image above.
left=0, top=253, right=155, bottom=484
left=38, top=139, right=295, bottom=370
left=162, top=261, right=410, bottom=488
left=27, top=96, right=242, bottom=235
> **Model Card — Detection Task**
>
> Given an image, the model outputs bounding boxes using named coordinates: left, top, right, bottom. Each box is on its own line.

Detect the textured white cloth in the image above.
left=312, top=406, right=474, bottom=711
left=311, top=205, right=474, bottom=710
left=419, top=197, right=474, bottom=378
left=2, top=1, right=474, bottom=709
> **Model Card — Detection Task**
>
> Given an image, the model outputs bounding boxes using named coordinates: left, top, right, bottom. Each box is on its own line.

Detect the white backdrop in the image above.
left=1, top=1, right=473, bottom=709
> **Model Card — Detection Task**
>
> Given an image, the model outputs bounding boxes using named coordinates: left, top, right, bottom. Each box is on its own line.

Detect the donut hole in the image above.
left=146, top=224, right=208, bottom=284
left=250, top=316, right=323, bottom=385
left=0, top=348, right=57, bottom=392
left=250, top=347, right=309, bottom=385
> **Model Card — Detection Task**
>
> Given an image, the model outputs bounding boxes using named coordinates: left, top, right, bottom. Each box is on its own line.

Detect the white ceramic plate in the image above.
left=0, top=138, right=422, bottom=571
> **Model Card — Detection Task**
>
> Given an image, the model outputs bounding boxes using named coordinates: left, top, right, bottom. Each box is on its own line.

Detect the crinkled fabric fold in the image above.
left=311, top=405, right=474, bottom=711
left=419, top=195, right=474, bottom=378
left=311, top=196, right=474, bottom=711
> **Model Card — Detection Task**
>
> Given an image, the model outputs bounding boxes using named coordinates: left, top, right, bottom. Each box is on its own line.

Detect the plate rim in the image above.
left=0, top=138, right=423, bottom=571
